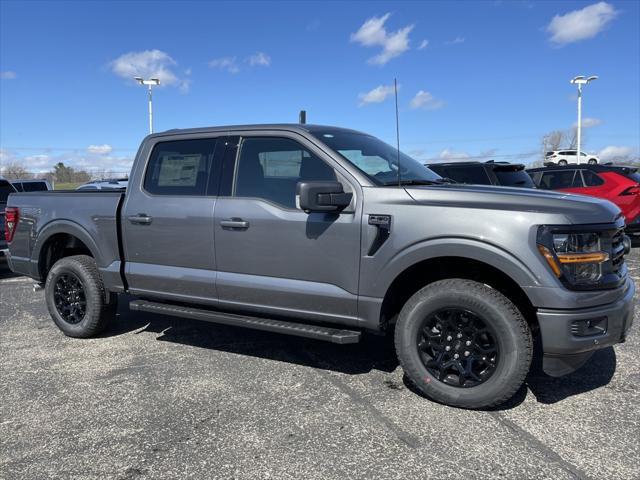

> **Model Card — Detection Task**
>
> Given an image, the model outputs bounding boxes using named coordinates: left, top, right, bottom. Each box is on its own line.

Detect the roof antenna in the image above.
left=394, top=78, right=401, bottom=187
left=299, top=110, right=307, bottom=124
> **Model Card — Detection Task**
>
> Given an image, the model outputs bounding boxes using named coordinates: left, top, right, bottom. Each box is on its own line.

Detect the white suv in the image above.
left=545, top=150, right=599, bottom=165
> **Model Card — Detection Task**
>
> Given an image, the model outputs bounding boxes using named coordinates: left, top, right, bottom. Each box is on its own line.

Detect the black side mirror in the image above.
left=297, top=181, right=352, bottom=213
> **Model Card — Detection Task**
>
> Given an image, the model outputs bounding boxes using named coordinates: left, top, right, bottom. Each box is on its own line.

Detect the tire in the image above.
left=45, top=255, right=116, bottom=338
left=588, top=158, right=598, bottom=165
left=558, top=159, right=568, bottom=165
left=394, top=279, right=532, bottom=409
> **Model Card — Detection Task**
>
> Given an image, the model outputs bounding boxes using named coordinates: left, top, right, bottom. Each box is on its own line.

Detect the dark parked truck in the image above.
left=5, top=125, right=636, bottom=408
left=1, top=178, right=17, bottom=257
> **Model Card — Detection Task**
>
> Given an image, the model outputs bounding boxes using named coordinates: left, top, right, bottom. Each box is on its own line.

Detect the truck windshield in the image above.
left=312, top=131, right=441, bottom=185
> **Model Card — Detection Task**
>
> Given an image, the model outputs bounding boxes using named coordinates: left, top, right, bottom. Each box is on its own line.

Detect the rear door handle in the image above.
left=220, top=218, right=250, bottom=229
left=128, top=214, right=153, bottom=225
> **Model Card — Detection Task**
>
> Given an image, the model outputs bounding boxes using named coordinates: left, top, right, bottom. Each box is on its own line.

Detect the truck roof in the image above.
left=151, top=124, right=366, bottom=138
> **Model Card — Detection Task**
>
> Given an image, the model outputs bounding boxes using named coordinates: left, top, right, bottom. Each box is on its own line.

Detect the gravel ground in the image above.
left=1, top=254, right=639, bottom=480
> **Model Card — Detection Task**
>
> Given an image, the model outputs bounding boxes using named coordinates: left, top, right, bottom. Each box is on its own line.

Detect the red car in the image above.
left=528, top=164, right=640, bottom=245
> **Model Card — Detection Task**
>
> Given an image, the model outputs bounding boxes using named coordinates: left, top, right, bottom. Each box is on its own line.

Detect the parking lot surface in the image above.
left=1, top=255, right=639, bottom=480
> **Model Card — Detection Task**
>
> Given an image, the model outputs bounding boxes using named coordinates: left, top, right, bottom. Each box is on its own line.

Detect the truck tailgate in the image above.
left=6, top=191, right=125, bottom=282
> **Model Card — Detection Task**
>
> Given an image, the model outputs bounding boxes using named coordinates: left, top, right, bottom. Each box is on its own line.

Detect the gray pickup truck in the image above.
left=5, top=124, right=635, bottom=408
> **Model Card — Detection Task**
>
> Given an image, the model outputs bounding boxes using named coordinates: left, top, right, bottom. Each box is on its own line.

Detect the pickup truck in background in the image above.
left=5, top=124, right=635, bottom=408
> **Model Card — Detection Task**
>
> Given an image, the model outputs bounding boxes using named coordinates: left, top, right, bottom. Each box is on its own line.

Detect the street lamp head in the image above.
left=570, top=75, right=599, bottom=85
left=134, top=77, right=160, bottom=86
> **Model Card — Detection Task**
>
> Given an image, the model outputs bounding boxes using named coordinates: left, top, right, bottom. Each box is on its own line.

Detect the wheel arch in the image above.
left=377, top=245, right=539, bottom=332
left=33, top=221, right=101, bottom=281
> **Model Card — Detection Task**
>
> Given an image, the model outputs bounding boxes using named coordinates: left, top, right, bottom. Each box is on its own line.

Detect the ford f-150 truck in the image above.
left=5, top=124, right=635, bottom=408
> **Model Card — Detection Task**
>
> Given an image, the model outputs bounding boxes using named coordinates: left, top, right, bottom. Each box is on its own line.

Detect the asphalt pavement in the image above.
left=1, top=255, right=639, bottom=480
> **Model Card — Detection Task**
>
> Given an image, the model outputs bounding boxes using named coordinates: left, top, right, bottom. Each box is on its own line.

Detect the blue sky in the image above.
left=1, top=0, right=639, bottom=175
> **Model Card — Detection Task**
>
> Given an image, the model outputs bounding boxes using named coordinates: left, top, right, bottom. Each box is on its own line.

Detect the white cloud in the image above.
left=0, top=148, right=134, bottom=175
left=208, top=57, right=240, bottom=74
left=424, top=148, right=499, bottom=163
left=437, top=148, right=471, bottom=162
left=110, top=50, right=188, bottom=92
left=350, top=13, right=414, bottom=65
left=547, top=2, right=617, bottom=45
left=358, top=84, right=397, bottom=106
left=0, top=71, right=16, bottom=80
left=598, top=145, right=635, bottom=161
left=418, top=39, right=429, bottom=50
left=444, top=37, right=465, bottom=45
left=247, top=52, right=271, bottom=67
left=87, top=144, right=113, bottom=155
left=573, top=117, right=602, bottom=128
left=410, top=90, right=445, bottom=110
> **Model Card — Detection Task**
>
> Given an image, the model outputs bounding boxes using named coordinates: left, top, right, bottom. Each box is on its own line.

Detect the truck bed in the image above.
left=6, top=191, right=125, bottom=285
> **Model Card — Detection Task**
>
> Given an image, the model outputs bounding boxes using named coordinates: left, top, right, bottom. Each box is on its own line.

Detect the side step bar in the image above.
left=129, top=300, right=361, bottom=344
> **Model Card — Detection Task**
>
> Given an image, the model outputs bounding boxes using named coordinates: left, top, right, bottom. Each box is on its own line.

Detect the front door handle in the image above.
left=128, top=214, right=153, bottom=225
left=220, top=218, right=250, bottom=230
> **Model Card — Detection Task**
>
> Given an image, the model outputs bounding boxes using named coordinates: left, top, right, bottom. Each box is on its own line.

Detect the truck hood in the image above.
left=405, top=184, right=621, bottom=225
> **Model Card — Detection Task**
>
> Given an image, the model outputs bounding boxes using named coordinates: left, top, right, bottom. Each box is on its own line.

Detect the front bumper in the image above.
left=537, top=277, right=635, bottom=376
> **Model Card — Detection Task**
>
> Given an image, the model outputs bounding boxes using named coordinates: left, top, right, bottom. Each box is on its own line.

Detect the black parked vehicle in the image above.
left=1, top=178, right=17, bottom=257
left=426, top=161, right=535, bottom=188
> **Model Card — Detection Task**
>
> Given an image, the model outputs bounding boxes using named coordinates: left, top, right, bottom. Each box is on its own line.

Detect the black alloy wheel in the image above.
left=417, top=308, right=499, bottom=388
left=53, top=273, right=87, bottom=324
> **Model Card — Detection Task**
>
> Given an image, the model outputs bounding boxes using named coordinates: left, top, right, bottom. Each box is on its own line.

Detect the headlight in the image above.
left=538, top=232, right=609, bottom=286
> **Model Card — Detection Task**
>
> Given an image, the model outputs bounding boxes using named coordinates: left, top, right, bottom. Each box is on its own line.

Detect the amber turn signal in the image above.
left=537, top=245, right=562, bottom=277
left=556, top=252, right=609, bottom=264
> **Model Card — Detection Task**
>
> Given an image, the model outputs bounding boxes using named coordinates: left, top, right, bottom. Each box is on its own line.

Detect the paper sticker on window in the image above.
left=157, top=154, right=202, bottom=186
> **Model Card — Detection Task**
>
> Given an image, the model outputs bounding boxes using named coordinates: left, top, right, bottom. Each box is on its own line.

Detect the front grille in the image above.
left=610, top=228, right=626, bottom=276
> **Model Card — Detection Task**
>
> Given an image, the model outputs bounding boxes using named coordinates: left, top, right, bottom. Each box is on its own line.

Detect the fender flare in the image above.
left=370, top=237, right=542, bottom=299
left=32, top=220, right=103, bottom=272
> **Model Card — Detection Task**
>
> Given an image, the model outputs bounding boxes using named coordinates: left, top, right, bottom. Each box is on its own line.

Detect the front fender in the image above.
left=363, top=237, right=543, bottom=299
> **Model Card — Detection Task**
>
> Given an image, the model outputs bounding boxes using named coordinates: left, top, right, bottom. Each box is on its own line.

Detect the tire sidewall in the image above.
left=397, top=281, right=530, bottom=407
left=45, top=258, right=102, bottom=337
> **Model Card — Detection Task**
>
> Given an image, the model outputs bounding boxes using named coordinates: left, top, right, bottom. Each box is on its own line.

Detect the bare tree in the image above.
left=0, top=162, right=33, bottom=180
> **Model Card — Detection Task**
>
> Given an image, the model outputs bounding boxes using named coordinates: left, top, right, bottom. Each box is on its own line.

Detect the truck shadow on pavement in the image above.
left=104, top=297, right=399, bottom=376
left=105, top=298, right=617, bottom=408
left=0, top=262, right=21, bottom=280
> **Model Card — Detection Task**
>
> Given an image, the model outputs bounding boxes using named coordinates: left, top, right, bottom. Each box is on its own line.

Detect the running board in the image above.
left=129, top=300, right=361, bottom=344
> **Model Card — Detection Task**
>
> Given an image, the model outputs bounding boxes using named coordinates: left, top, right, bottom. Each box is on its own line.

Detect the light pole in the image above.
left=570, top=75, right=598, bottom=164
left=134, top=77, right=160, bottom=134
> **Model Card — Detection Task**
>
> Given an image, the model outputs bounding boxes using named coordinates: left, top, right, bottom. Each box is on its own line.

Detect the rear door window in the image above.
left=494, top=169, right=535, bottom=188
left=440, top=165, right=491, bottom=185
left=144, top=139, right=219, bottom=196
left=581, top=170, right=604, bottom=187
left=538, top=170, right=579, bottom=189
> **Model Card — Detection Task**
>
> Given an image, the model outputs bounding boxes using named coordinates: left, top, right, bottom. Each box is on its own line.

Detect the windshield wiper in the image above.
left=382, top=178, right=455, bottom=186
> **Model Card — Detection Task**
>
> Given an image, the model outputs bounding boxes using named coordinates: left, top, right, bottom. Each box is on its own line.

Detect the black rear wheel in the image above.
left=395, top=279, right=532, bottom=409
left=45, top=255, right=116, bottom=337
left=558, top=159, right=568, bottom=165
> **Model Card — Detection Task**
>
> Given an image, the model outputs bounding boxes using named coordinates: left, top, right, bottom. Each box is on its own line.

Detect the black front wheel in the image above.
left=395, top=279, right=532, bottom=409
left=588, top=158, right=598, bottom=165
left=45, top=255, right=116, bottom=337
